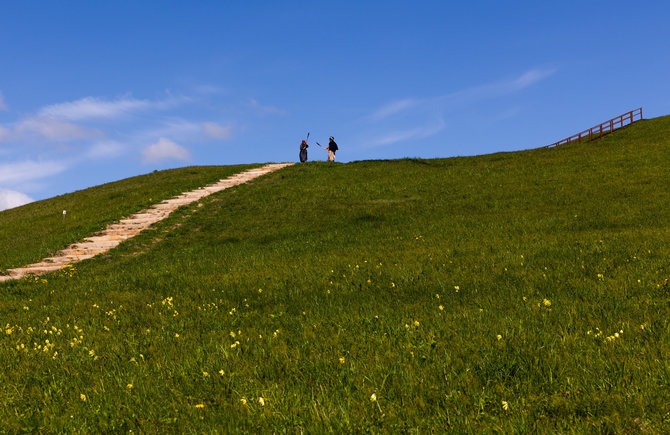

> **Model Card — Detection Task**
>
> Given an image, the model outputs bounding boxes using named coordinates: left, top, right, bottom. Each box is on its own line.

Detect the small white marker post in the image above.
left=63, top=210, right=67, bottom=220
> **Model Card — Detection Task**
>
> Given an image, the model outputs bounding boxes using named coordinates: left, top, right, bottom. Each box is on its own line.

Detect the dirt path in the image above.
left=0, top=163, right=293, bottom=283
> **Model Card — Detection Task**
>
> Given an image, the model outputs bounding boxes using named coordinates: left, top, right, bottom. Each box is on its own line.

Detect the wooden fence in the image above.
left=542, top=108, right=643, bottom=148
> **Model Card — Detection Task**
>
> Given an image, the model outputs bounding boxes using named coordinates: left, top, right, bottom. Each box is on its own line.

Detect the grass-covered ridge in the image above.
left=0, top=164, right=258, bottom=271
left=1, top=117, right=669, bottom=432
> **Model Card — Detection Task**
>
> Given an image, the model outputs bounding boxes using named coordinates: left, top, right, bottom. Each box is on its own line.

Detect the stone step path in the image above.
left=0, top=163, right=293, bottom=283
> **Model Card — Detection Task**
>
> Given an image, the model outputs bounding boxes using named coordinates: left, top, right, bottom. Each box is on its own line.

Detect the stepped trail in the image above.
left=0, top=163, right=293, bottom=283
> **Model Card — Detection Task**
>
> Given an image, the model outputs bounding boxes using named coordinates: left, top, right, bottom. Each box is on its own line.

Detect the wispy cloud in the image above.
left=202, top=122, right=232, bottom=140
left=369, top=118, right=446, bottom=147
left=248, top=98, right=287, bottom=115
left=368, top=68, right=556, bottom=122
left=369, top=98, right=421, bottom=122
left=141, top=119, right=233, bottom=142
left=14, top=117, right=101, bottom=141
left=442, top=68, right=556, bottom=104
left=37, top=96, right=181, bottom=121
left=359, top=68, right=556, bottom=148
left=85, top=141, right=126, bottom=159
left=0, top=89, right=254, bottom=199
left=141, top=138, right=191, bottom=165
left=0, top=160, right=69, bottom=185
left=0, top=188, right=33, bottom=211
left=512, top=69, right=556, bottom=89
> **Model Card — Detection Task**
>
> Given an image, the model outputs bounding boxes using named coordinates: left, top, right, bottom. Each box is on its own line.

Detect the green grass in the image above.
left=0, top=117, right=669, bottom=432
left=0, top=164, right=258, bottom=271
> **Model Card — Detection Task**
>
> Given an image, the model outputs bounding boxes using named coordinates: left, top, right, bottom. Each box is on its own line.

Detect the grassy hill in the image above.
left=0, top=164, right=259, bottom=271
left=0, top=117, right=669, bottom=432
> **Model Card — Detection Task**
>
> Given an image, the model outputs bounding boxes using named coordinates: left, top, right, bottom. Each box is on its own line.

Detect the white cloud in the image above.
left=37, top=96, right=175, bottom=121
left=370, top=118, right=446, bottom=147
left=511, top=69, right=556, bottom=90
left=367, top=68, right=556, bottom=123
left=248, top=98, right=287, bottom=115
left=440, top=68, right=556, bottom=105
left=85, top=141, right=125, bottom=159
left=0, top=188, right=33, bottom=211
left=202, top=122, right=232, bottom=139
left=39, top=97, right=150, bottom=121
left=369, top=98, right=421, bottom=122
left=15, top=117, right=100, bottom=140
left=142, top=119, right=233, bottom=142
left=0, top=160, right=68, bottom=185
left=143, top=119, right=201, bottom=140
left=0, top=91, right=7, bottom=111
left=142, top=138, right=190, bottom=164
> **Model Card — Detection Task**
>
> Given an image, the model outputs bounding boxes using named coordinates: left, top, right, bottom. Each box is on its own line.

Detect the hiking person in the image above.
left=326, top=136, right=338, bottom=162
left=299, top=140, right=309, bottom=163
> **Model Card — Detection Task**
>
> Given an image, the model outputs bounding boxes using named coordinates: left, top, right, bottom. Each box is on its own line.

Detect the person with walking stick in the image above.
left=299, top=139, right=309, bottom=162
left=326, top=136, right=338, bottom=162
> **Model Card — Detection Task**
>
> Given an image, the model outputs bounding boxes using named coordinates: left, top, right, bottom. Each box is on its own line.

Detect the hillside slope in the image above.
left=0, top=164, right=258, bottom=271
left=0, top=117, right=668, bottom=432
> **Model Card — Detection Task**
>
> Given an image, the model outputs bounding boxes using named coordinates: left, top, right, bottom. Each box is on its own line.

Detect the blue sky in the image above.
left=1, top=1, right=669, bottom=210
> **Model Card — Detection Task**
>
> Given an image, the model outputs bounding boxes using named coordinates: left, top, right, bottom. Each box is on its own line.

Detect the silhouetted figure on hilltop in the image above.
left=299, top=140, right=309, bottom=162
left=326, top=136, right=338, bottom=162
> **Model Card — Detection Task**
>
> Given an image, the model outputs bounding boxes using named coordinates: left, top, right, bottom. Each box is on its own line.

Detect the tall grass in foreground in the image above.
left=0, top=117, right=669, bottom=432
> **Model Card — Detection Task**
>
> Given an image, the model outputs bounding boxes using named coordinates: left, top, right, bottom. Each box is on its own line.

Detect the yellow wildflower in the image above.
left=370, top=393, right=377, bottom=402
left=339, top=356, right=345, bottom=364
left=127, top=384, right=133, bottom=389
left=502, top=400, right=509, bottom=410
left=497, top=334, right=502, bottom=341
left=80, top=394, right=87, bottom=402
left=195, top=404, right=205, bottom=408
left=258, top=397, right=265, bottom=406
left=543, top=298, right=551, bottom=307
left=240, top=398, right=247, bottom=405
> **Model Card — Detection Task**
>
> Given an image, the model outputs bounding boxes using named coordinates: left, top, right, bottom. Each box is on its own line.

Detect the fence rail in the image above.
left=542, top=108, right=643, bottom=148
